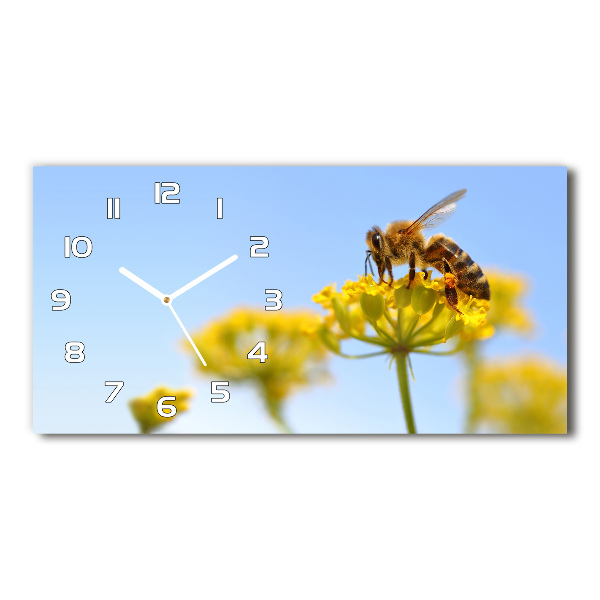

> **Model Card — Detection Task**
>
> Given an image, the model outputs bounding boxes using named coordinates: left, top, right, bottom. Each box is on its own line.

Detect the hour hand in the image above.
left=119, top=267, right=166, bottom=302
left=168, top=254, right=238, bottom=301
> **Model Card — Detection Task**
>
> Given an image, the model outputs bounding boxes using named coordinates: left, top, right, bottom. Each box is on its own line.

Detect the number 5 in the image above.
left=211, top=381, right=230, bottom=403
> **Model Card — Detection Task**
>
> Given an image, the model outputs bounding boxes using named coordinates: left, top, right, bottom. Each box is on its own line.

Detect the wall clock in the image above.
left=34, top=166, right=566, bottom=434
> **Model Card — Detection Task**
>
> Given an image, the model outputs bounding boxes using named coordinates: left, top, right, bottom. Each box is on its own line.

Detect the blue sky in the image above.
left=33, top=167, right=566, bottom=433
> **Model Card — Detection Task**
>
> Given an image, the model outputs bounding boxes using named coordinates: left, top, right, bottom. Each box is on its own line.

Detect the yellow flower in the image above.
left=469, top=356, right=567, bottom=434
left=313, top=272, right=492, bottom=434
left=313, top=273, right=491, bottom=354
left=185, top=308, right=329, bottom=431
left=129, top=386, right=193, bottom=434
left=487, top=271, right=534, bottom=333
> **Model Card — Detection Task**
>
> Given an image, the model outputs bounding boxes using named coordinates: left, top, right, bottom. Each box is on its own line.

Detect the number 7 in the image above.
left=105, top=381, right=124, bottom=403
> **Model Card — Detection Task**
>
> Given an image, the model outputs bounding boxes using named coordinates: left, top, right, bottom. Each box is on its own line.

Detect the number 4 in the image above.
left=247, top=341, right=268, bottom=363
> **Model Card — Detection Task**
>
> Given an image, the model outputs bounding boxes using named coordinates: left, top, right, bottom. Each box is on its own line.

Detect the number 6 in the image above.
left=157, top=396, right=177, bottom=417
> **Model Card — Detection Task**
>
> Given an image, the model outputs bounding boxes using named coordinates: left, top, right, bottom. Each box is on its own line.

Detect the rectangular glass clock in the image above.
left=33, top=166, right=567, bottom=434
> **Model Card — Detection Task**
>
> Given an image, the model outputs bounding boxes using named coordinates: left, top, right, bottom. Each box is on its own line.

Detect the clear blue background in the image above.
left=33, top=167, right=567, bottom=433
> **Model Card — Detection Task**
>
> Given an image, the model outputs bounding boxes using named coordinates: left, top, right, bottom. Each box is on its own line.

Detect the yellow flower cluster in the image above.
left=129, top=386, right=193, bottom=434
left=313, top=272, right=491, bottom=354
left=469, top=357, right=567, bottom=434
left=185, top=308, right=329, bottom=431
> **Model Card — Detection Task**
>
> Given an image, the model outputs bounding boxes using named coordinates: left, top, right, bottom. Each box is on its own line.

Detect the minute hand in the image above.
left=168, top=254, right=239, bottom=301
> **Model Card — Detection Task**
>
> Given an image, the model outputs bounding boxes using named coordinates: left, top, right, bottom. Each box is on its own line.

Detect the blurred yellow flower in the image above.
left=129, top=386, right=193, bottom=434
left=469, top=356, right=567, bottom=434
left=485, top=270, right=534, bottom=334
left=185, top=308, right=329, bottom=431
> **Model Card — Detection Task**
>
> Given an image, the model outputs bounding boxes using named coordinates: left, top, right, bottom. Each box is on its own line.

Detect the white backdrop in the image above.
left=1, top=2, right=591, bottom=599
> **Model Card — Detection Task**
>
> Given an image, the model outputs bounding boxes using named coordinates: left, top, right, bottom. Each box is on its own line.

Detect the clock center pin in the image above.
left=163, top=296, right=171, bottom=304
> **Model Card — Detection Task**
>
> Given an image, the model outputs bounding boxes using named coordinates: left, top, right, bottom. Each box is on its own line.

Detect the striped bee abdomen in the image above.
left=425, top=234, right=490, bottom=300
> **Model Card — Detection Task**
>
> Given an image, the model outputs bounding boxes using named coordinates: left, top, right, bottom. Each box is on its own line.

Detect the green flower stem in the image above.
left=464, top=341, right=481, bottom=434
left=412, top=344, right=462, bottom=356
left=348, top=332, right=391, bottom=347
left=395, top=306, right=403, bottom=338
left=383, top=310, right=397, bottom=330
left=395, top=352, right=417, bottom=434
left=371, top=319, right=396, bottom=344
left=339, top=350, right=390, bottom=359
left=410, top=334, right=445, bottom=347
left=402, top=312, right=420, bottom=343
left=411, top=309, right=443, bottom=340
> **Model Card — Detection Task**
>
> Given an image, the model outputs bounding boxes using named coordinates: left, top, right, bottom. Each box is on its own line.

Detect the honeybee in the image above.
left=365, top=189, right=490, bottom=313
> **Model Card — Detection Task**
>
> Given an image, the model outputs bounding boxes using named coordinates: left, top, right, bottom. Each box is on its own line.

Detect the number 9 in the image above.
left=51, top=289, right=71, bottom=311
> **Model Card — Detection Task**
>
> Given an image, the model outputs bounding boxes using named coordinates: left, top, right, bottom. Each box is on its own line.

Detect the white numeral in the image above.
left=211, top=381, right=230, bottom=403
left=157, top=396, right=177, bottom=417
left=155, top=182, right=181, bottom=204
left=107, top=197, right=120, bottom=219
left=250, top=236, right=269, bottom=257
left=65, top=341, right=85, bottom=363
left=51, top=289, right=71, bottom=311
left=217, top=197, right=223, bottom=219
left=247, top=341, right=268, bottom=363
left=105, top=381, right=124, bottom=403
left=64, top=236, right=92, bottom=258
left=265, top=289, right=282, bottom=311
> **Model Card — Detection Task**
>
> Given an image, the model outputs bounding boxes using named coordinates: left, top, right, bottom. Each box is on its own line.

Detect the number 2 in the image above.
left=250, top=236, right=269, bottom=257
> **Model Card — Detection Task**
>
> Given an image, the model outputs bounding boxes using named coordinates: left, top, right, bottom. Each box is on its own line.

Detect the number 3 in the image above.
left=265, top=289, right=282, bottom=311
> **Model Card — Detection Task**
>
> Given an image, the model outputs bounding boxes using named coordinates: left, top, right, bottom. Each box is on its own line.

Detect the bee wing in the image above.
left=404, top=189, right=466, bottom=234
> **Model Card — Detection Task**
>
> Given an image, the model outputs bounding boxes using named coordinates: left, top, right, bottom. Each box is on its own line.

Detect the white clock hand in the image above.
left=119, top=267, right=166, bottom=302
left=168, top=304, right=207, bottom=367
left=168, top=254, right=238, bottom=301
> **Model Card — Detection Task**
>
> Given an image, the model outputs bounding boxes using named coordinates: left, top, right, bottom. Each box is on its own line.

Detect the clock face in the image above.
left=34, top=166, right=567, bottom=435
left=34, top=167, right=296, bottom=434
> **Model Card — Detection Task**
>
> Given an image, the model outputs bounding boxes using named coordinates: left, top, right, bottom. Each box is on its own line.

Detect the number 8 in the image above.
left=65, top=342, right=85, bottom=363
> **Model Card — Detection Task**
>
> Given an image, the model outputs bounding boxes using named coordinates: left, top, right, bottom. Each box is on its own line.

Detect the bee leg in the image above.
left=365, top=251, right=375, bottom=278
left=443, top=259, right=462, bottom=315
left=407, top=251, right=416, bottom=289
left=385, top=256, right=394, bottom=286
left=373, top=259, right=385, bottom=284
left=422, top=270, right=429, bottom=280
